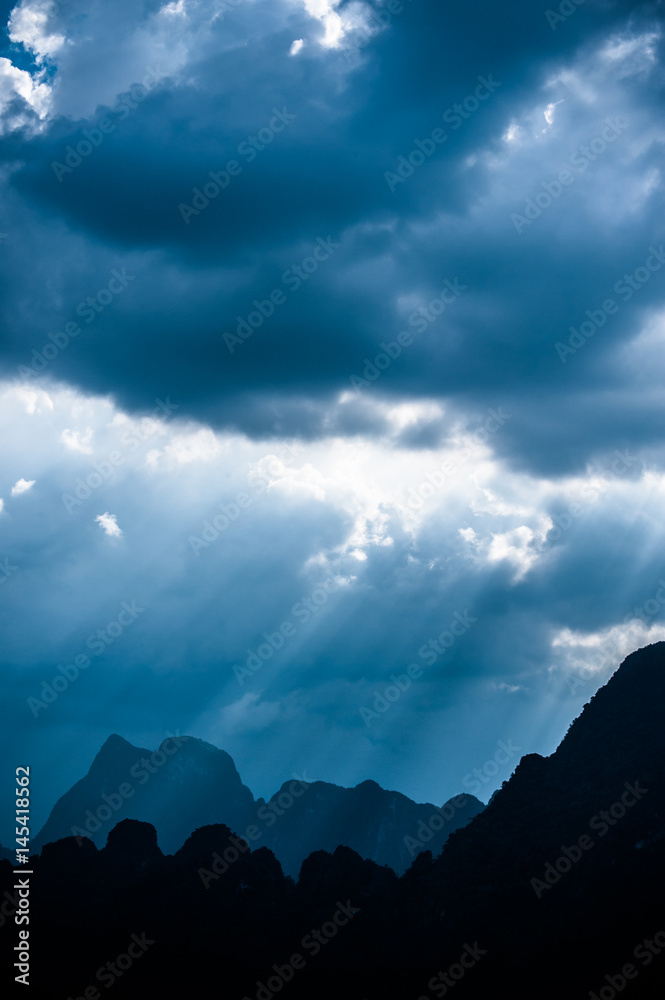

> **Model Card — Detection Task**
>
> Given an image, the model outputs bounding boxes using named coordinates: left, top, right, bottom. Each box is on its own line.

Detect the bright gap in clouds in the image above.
left=5, top=380, right=665, bottom=674
left=4, top=377, right=660, bottom=590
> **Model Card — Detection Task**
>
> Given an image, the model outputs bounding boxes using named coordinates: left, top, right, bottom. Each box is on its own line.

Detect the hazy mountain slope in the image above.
left=33, top=734, right=483, bottom=872
left=32, top=734, right=256, bottom=854
left=262, top=777, right=483, bottom=875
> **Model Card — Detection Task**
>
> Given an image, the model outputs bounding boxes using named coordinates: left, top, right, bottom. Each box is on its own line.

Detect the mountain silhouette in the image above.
left=32, top=733, right=256, bottom=856
left=11, top=642, right=664, bottom=998
left=262, top=777, right=482, bottom=875
left=32, top=733, right=483, bottom=874
left=404, top=639, right=665, bottom=994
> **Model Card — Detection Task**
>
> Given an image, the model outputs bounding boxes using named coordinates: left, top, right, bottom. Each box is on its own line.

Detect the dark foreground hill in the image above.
left=3, top=642, right=665, bottom=999
left=32, top=734, right=482, bottom=875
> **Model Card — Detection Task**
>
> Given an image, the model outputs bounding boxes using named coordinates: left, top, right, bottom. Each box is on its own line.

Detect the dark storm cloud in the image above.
left=0, top=0, right=663, bottom=475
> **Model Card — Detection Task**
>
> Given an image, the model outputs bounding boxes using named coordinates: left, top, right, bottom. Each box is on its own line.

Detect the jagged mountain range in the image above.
left=32, top=733, right=483, bottom=875
left=5, top=641, right=665, bottom=998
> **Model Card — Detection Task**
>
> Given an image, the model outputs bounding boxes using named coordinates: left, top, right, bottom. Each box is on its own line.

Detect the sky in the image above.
left=2, top=0, right=665, bottom=844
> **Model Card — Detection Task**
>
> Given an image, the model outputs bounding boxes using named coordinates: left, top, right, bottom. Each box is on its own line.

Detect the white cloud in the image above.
left=4, top=0, right=192, bottom=120
left=290, top=38, right=304, bottom=55
left=503, top=121, right=520, bottom=144
left=298, top=0, right=346, bottom=48
left=543, top=99, right=564, bottom=130
left=487, top=525, right=538, bottom=581
left=11, top=386, right=54, bottom=415
left=0, top=57, right=52, bottom=134
left=95, top=512, right=123, bottom=538
left=491, top=681, right=524, bottom=694
left=254, top=457, right=328, bottom=502
left=8, top=0, right=65, bottom=61
left=550, top=617, right=665, bottom=692
left=160, top=0, right=188, bottom=18
left=218, top=692, right=289, bottom=736
left=61, top=428, right=94, bottom=455
left=160, top=428, right=223, bottom=465
left=600, top=31, right=660, bottom=73
left=11, top=478, right=35, bottom=496
left=0, top=2, right=60, bottom=134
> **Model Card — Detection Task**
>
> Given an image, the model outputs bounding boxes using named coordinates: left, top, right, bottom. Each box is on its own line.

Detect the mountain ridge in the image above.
left=4, top=642, right=665, bottom=997
left=32, top=732, right=484, bottom=874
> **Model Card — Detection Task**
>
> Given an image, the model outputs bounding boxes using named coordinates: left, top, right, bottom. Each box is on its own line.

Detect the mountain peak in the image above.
left=88, top=733, right=151, bottom=778
left=100, top=733, right=133, bottom=752
left=354, top=779, right=382, bottom=792
left=32, top=733, right=484, bottom=874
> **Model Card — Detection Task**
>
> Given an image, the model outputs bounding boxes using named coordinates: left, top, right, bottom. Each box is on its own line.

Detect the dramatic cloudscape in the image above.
left=1, top=0, right=665, bottom=841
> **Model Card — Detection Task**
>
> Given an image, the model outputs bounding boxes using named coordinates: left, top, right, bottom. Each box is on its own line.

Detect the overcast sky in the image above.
left=2, top=0, right=665, bottom=843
